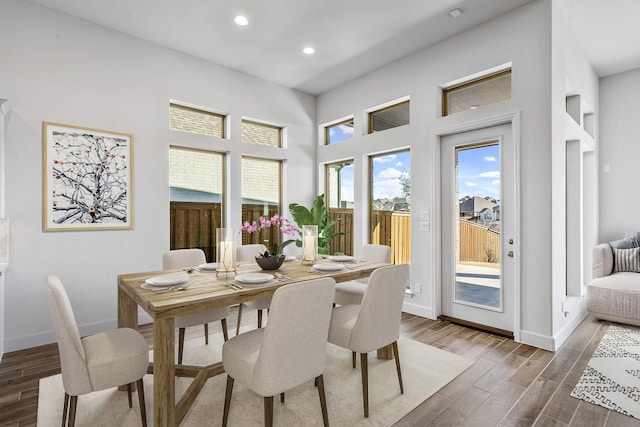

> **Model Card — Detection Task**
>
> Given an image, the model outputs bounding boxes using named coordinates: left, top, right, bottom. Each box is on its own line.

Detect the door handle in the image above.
left=507, top=251, right=514, bottom=257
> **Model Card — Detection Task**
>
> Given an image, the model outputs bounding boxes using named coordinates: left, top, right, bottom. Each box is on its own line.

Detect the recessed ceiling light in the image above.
left=449, top=8, right=463, bottom=18
left=234, top=15, right=249, bottom=26
left=302, top=46, right=315, bottom=55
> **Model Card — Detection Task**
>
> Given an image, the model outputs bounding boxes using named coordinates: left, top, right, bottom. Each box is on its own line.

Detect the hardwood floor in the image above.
left=0, top=310, right=637, bottom=426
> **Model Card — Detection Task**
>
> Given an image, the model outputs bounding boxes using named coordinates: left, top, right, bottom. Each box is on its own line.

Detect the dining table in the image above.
left=117, top=257, right=388, bottom=427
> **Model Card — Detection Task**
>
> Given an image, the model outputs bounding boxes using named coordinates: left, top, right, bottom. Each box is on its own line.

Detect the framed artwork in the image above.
left=43, top=122, right=134, bottom=231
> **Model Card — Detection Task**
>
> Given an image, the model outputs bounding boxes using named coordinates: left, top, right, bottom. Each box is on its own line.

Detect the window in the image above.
left=325, top=118, right=354, bottom=144
left=370, top=150, right=411, bottom=267
left=242, top=119, right=282, bottom=148
left=442, top=69, right=511, bottom=116
left=326, top=161, right=354, bottom=255
left=169, top=103, right=225, bottom=138
left=169, top=147, right=225, bottom=261
left=368, top=101, right=410, bottom=134
left=241, top=157, right=282, bottom=246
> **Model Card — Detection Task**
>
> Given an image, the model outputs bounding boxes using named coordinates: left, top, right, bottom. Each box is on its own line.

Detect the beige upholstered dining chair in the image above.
left=45, top=275, right=148, bottom=427
left=235, top=243, right=271, bottom=335
left=328, top=263, right=410, bottom=417
left=333, top=244, right=392, bottom=306
left=162, top=248, right=230, bottom=364
left=221, top=277, right=336, bottom=427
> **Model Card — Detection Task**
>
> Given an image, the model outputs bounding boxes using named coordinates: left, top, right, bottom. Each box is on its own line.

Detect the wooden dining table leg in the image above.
left=118, top=285, right=139, bottom=391
left=376, top=344, right=394, bottom=359
left=154, top=317, right=176, bottom=427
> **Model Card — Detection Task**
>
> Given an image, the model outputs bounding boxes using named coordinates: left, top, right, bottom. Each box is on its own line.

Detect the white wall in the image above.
left=317, top=0, right=559, bottom=348
left=599, top=68, right=640, bottom=242
left=0, top=0, right=316, bottom=351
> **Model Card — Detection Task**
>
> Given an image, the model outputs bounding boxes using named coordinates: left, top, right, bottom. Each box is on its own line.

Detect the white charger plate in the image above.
left=328, top=255, right=354, bottom=262
left=236, top=273, right=274, bottom=284
left=284, top=255, right=297, bottom=262
left=313, top=263, right=346, bottom=272
left=198, top=262, right=218, bottom=271
left=145, top=273, right=189, bottom=287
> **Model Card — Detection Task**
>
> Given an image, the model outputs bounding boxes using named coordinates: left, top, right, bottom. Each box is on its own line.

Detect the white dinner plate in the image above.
left=284, top=255, right=297, bottom=262
left=198, top=262, right=218, bottom=271
left=145, top=273, right=189, bottom=287
left=328, top=255, right=354, bottom=262
left=236, top=273, right=274, bottom=284
left=313, top=263, right=346, bottom=272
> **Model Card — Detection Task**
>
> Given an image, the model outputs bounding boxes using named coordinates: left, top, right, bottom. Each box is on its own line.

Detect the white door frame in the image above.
left=432, top=112, right=521, bottom=342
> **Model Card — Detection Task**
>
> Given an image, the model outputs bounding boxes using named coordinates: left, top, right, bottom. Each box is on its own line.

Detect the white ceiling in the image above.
left=26, top=0, right=640, bottom=95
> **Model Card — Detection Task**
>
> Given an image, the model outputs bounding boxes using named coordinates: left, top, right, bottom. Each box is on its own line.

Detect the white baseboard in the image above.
left=402, top=301, right=436, bottom=320
left=553, top=304, right=589, bottom=350
left=519, top=329, right=555, bottom=351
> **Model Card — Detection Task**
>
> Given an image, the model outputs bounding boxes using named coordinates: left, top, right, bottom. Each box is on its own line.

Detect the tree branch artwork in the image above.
left=43, top=122, right=134, bottom=230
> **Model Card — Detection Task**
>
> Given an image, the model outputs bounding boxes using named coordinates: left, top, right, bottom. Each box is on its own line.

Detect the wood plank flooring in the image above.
left=0, top=310, right=637, bottom=426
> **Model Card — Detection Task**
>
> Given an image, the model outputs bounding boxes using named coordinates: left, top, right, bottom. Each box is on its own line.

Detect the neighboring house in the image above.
left=459, top=196, right=498, bottom=219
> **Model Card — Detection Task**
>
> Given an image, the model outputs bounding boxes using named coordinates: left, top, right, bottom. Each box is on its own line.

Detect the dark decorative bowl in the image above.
left=255, top=255, right=286, bottom=270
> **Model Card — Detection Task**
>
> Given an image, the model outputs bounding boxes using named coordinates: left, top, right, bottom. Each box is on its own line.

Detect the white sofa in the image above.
left=587, top=242, right=640, bottom=326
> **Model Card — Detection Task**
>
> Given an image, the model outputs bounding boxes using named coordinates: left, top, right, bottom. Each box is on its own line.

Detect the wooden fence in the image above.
left=458, top=220, right=501, bottom=263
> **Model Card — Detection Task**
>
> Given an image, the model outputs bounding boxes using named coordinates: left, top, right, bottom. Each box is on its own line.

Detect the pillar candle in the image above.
left=303, top=235, right=315, bottom=261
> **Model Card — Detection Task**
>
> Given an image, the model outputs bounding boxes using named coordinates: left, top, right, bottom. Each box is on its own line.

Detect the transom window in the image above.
left=368, top=101, right=410, bottom=134
left=242, top=119, right=282, bottom=148
left=325, top=118, right=354, bottom=144
left=169, top=103, right=225, bottom=138
left=442, top=69, right=512, bottom=116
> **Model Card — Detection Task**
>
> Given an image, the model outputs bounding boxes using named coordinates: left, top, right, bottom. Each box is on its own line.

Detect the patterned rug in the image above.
left=571, top=323, right=640, bottom=419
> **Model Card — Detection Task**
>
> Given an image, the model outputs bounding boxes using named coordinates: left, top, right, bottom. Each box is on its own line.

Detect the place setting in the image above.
left=229, top=272, right=279, bottom=288
left=140, top=272, right=192, bottom=292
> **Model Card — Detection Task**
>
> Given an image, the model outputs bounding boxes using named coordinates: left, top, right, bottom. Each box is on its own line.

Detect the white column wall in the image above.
left=0, top=0, right=316, bottom=351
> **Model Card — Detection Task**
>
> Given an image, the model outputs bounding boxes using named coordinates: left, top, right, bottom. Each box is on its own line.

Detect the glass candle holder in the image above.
left=301, top=225, right=318, bottom=264
left=216, top=228, right=236, bottom=275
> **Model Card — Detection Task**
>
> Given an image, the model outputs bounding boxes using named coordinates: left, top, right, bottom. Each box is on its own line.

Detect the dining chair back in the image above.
left=162, top=248, right=231, bottom=364
left=46, top=275, right=148, bottom=426
left=234, top=244, right=272, bottom=335
left=221, top=277, right=336, bottom=427
left=333, top=244, right=392, bottom=306
left=236, top=243, right=268, bottom=262
left=328, top=263, right=410, bottom=417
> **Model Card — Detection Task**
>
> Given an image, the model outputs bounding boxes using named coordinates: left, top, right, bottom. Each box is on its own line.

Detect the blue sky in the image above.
left=329, top=125, right=411, bottom=201
left=457, top=144, right=500, bottom=200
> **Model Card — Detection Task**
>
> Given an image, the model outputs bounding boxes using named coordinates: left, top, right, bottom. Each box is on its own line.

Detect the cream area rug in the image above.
left=571, top=323, right=640, bottom=419
left=38, top=332, right=473, bottom=426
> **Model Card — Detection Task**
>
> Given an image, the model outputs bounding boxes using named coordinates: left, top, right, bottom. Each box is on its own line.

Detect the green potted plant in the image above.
left=286, top=194, right=344, bottom=255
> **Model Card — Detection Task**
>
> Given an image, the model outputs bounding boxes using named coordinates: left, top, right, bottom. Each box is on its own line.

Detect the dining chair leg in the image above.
left=61, top=392, right=69, bottom=427
left=264, top=396, right=274, bottom=427
left=68, top=395, right=78, bottom=427
left=392, top=341, right=404, bottom=394
left=257, top=309, right=263, bottom=328
left=352, top=351, right=357, bottom=368
left=222, top=375, right=235, bottom=427
left=178, top=327, right=186, bottom=365
left=236, top=304, right=244, bottom=336
left=221, top=318, right=229, bottom=341
left=360, top=352, right=369, bottom=417
left=204, top=323, right=209, bottom=345
left=316, top=374, right=330, bottom=427
left=136, top=378, right=148, bottom=427
left=127, top=382, right=133, bottom=408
